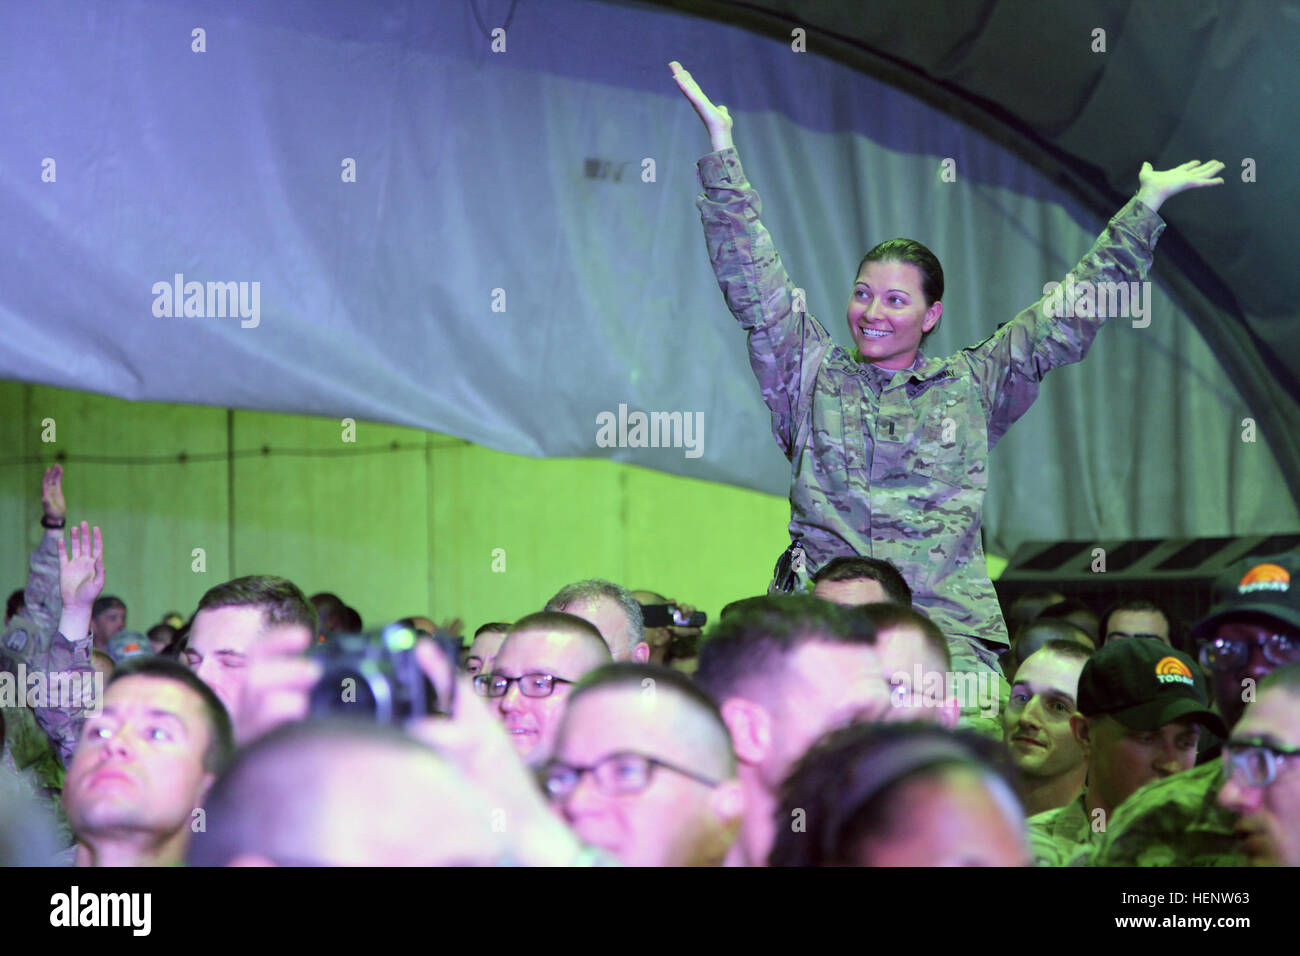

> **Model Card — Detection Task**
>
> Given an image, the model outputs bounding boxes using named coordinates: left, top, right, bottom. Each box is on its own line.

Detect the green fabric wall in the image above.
left=1, top=381, right=797, bottom=634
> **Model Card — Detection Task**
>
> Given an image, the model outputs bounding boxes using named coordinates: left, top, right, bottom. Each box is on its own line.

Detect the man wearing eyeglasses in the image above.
left=1089, top=551, right=1300, bottom=866
left=1217, top=662, right=1300, bottom=866
left=473, top=612, right=612, bottom=767
left=543, top=663, right=743, bottom=866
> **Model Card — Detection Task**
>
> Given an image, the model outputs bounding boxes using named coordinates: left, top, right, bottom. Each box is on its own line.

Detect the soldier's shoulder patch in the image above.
left=4, top=628, right=29, bottom=653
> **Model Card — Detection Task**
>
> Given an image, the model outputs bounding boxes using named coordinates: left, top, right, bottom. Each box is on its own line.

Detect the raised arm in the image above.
left=671, top=61, right=836, bottom=459
left=967, top=159, right=1221, bottom=446
left=1134, top=159, right=1225, bottom=214
left=0, top=515, right=101, bottom=769
left=22, top=465, right=68, bottom=634
left=670, top=61, right=733, bottom=153
left=56, top=522, right=104, bottom=647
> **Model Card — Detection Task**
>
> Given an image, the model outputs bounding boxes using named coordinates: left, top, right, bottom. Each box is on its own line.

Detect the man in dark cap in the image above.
left=1090, top=550, right=1300, bottom=866
left=1025, top=639, right=1226, bottom=865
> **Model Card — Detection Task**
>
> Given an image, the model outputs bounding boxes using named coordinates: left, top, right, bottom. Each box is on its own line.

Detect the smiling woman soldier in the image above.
left=669, top=61, right=1223, bottom=736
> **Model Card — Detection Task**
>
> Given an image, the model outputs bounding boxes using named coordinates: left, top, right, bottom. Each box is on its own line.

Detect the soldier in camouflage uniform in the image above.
left=0, top=467, right=92, bottom=853
left=1088, top=551, right=1300, bottom=866
left=0, top=475, right=102, bottom=775
left=1025, top=640, right=1224, bottom=865
left=671, top=61, right=1224, bottom=738
left=0, top=466, right=82, bottom=779
left=20, top=465, right=68, bottom=634
left=1027, top=791, right=1093, bottom=867
left=1217, top=662, right=1300, bottom=867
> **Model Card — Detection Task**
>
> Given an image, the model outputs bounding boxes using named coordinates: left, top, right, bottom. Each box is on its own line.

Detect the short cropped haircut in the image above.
left=849, top=604, right=950, bottom=669
left=507, top=611, right=610, bottom=657
left=1035, top=638, right=1095, bottom=664
left=92, top=595, right=126, bottom=619
left=719, top=596, right=770, bottom=620
left=1008, top=618, right=1094, bottom=673
left=569, top=662, right=736, bottom=774
left=185, top=719, right=438, bottom=866
left=1100, top=598, right=1176, bottom=642
left=309, top=592, right=345, bottom=631
left=1010, top=638, right=1093, bottom=683
left=1005, top=589, right=1065, bottom=636
left=163, top=621, right=190, bottom=660
left=545, top=580, right=645, bottom=651
left=474, top=621, right=512, bottom=640
left=1037, top=598, right=1099, bottom=635
left=107, top=656, right=235, bottom=774
left=147, top=623, right=178, bottom=650
left=769, top=722, right=1019, bottom=866
left=694, top=596, right=875, bottom=704
left=812, top=556, right=912, bottom=606
left=197, top=575, right=317, bottom=638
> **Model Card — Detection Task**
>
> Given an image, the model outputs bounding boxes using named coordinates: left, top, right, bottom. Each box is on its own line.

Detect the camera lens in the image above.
left=309, top=662, right=394, bottom=722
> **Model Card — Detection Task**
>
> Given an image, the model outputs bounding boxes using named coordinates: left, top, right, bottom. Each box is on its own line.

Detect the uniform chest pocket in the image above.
left=913, top=396, right=976, bottom=488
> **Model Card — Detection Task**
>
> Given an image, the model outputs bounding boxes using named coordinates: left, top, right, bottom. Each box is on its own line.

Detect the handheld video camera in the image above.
left=639, top=604, right=707, bottom=629
left=307, top=623, right=460, bottom=724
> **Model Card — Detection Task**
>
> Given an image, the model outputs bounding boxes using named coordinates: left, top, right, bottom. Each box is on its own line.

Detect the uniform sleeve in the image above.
left=1089, top=762, right=1247, bottom=867
left=23, top=530, right=64, bottom=635
left=962, top=197, right=1166, bottom=448
left=695, top=147, right=835, bottom=458
left=1025, top=808, right=1067, bottom=866
left=0, top=617, right=92, bottom=769
left=31, top=627, right=94, bottom=768
left=1027, top=829, right=1064, bottom=867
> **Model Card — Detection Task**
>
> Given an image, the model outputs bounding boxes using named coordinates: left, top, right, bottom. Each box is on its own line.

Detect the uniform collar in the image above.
left=852, top=348, right=952, bottom=387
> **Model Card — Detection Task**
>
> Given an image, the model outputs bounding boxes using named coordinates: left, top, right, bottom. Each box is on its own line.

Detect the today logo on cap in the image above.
left=1238, top=563, right=1291, bottom=595
left=1154, top=656, right=1194, bottom=686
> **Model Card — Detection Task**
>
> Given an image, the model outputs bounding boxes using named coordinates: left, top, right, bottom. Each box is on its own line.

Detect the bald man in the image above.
left=545, top=663, right=743, bottom=866
left=186, top=719, right=508, bottom=866
left=476, top=612, right=612, bottom=767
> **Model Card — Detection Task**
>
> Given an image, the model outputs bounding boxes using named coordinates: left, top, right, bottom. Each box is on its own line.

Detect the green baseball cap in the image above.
left=1077, top=639, right=1227, bottom=739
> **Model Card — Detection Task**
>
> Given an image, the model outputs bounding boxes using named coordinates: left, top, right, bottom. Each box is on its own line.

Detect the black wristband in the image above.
left=40, top=515, right=65, bottom=530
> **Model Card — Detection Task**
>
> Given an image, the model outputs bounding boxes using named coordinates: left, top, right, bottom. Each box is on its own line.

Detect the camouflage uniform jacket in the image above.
left=695, top=147, right=1166, bottom=646
left=1086, top=759, right=1249, bottom=866
left=0, top=614, right=94, bottom=771
left=1026, top=791, right=1094, bottom=866
left=1, top=530, right=89, bottom=771
left=23, top=530, right=64, bottom=635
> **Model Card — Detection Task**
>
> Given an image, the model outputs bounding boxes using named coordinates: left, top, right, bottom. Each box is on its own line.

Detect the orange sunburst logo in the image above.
left=1239, top=563, right=1291, bottom=594
left=1154, top=656, right=1194, bottom=685
left=1155, top=657, right=1193, bottom=678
